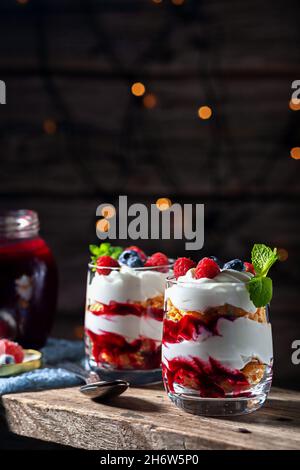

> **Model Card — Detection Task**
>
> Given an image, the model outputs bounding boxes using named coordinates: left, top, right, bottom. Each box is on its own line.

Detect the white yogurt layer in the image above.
left=162, top=316, right=273, bottom=370
left=166, top=269, right=256, bottom=313
left=85, top=311, right=162, bottom=342
left=87, top=266, right=169, bottom=304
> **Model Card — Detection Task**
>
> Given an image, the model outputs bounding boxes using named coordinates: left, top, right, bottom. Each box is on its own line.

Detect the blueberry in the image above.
left=223, top=259, right=244, bottom=271
left=118, top=250, right=144, bottom=268
left=0, top=354, right=15, bottom=365
left=209, top=256, right=222, bottom=267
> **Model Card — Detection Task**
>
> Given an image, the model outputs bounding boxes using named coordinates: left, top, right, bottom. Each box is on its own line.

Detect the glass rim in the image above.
left=165, top=275, right=249, bottom=287
left=88, top=258, right=174, bottom=271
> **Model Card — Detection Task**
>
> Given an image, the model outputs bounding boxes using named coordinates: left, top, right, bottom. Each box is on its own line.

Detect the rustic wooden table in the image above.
left=2, top=386, right=300, bottom=450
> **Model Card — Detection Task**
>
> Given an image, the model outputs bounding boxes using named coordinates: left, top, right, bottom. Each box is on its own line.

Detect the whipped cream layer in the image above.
left=88, top=266, right=169, bottom=304
left=162, top=316, right=273, bottom=370
left=166, top=268, right=256, bottom=313
left=85, top=311, right=162, bottom=342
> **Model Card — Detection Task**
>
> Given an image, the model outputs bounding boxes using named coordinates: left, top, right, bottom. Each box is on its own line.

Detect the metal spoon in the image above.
left=61, top=362, right=129, bottom=400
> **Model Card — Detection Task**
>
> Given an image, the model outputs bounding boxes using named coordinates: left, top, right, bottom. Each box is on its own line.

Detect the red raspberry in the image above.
left=126, top=245, right=147, bottom=262
left=195, top=257, right=220, bottom=279
left=145, top=252, right=169, bottom=272
left=96, top=256, right=119, bottom=275
left=174, top=257, right=196, bottom=279
left=0, top=339, right=24, bottom=363
left=244, top=262, right=255, bottom=275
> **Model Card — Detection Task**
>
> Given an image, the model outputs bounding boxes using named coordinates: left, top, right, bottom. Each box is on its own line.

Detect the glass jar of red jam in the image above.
left=0, top=210, right=58, bottom=349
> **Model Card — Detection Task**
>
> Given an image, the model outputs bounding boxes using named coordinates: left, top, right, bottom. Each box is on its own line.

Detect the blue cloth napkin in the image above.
left=0, top=338, right=85, bottom=396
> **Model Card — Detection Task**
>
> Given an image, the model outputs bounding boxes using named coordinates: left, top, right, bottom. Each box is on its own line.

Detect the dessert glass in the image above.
left=84, top=261, right=173, bottom=385
left=162, top=276, right=273, bottom=416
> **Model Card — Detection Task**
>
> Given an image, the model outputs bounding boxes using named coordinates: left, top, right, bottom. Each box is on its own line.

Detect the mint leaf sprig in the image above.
left=247, top=244, right=278, bottom=307
left=89, top=243, right=123, bottom=265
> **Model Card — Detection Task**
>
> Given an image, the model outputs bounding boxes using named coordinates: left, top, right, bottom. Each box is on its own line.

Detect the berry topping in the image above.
left=126, top=246, right=147, bottom=262
left=0, top=339, right=24, bottom=364
left=145, top=252, right=169, bottom=272
left=223, top=259, right=244, bottom=271
left=208, top=256, right=222, bottom=267
left=244, top=262, right=255, bottom=275
left=119, top=250, right=144, bottom=268
left=195, top=257, right=220, bottom=279
left=96, top=256, right=119, bottom=275
left=174, top=257, right=196, bottom=279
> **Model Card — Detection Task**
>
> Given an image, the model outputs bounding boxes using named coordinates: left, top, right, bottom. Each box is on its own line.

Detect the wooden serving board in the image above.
left=2, top=386, right=300, bottom=450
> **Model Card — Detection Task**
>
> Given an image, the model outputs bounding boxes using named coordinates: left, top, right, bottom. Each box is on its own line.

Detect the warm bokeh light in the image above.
left=43, top=119, right=57, bottom=135
left=289, top=99, right=300, bottom=111
left=16, top=0, right=29, bottom=4
left=277, top=248, right=289, bottom=262
left=143, top=93, right=158, bottom=109
left=198, top=106, right=212, bottom=120
left=131, top=82, right=146, bottom=97
left=156, top=198, right=172, bottom=211
left=172, top=0, right=185, bottom=4
left=290, top=147, right=300, bottom=160
left=101, top=205, right=116, bottom=219
left=152, top=0, right=162, bottom=3
left=96, top=219, right=110, bottom=233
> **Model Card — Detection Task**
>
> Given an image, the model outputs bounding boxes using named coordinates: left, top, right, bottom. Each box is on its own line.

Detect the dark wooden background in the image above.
left=0, top=0, right=299, bottom=389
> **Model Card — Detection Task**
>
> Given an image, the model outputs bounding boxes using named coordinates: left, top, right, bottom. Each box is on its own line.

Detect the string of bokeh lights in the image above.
left=14, top=0, right=292, bottom=342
